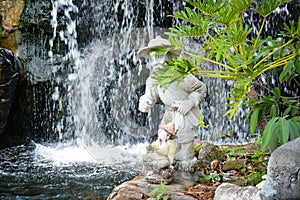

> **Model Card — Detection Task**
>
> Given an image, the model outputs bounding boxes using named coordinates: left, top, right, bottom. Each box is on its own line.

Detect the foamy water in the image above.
left=34, top=138, right=147, bottom=165
left=1, top=141, right=142, bottom=199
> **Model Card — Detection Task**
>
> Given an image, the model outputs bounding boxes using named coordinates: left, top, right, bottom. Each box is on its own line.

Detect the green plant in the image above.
left=204, top=172, right=221, bottom=182
left=199, top=109, right=209, bottom=129
left=246, top=150, right=269, bottom=185
left=150, top=183, right=169, bottom=200
left=261, top=117, right=300, bottom=151
left=150, top=0, right=300, bottom=151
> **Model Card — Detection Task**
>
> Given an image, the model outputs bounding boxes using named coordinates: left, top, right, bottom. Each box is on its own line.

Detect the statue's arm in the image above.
left=172, top=75, right=207, bottom=115
left=138, top=77, right=159, bottom=112
left=187, top=75, right=207, bottom=107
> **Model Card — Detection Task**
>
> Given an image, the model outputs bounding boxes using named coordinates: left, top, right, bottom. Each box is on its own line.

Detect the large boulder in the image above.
left=259, top=137, right=300, bottom=200
left=0, top=48, right=22, bottom=134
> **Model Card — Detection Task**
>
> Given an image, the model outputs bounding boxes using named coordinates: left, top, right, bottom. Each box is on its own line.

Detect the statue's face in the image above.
left=147, top=53, right=170, bottom=72
left=157, top=129, right=169, bottom=145
left=149, top=55, right=166, bottom=66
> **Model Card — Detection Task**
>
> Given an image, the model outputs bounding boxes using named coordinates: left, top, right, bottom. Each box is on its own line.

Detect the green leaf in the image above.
left=269, top=131, right=279, bottom=152
left=213, top=175, right=221, bottom=182
left=246, top=99, right=264, bottom=107
left=262, top=117, right=278, bottom=151
left=171, top=7, right=208, bottom=26
left=168, top=24, right=208, bottom=37
left=277, top=118, right=289, bottom=144
left=270, top=104, right=280, bottom=118
left=204, top=175, right=211, bottom=181
left=157, top=194, right=162, bottom=200
left=279, top=59, right=295, bottom=83
left=250, top=108, right=260, bottom=134
left=289, top=122, right=300, bottom=140
left=295, top=57, right=300, bottom=74
left=215, top=6, right=239, bottom=25
left=280, top=19, right=300, bottom=39
left=231, top=0, right=254, bottom=13
left=254, top=0, right=292, bottom=17
left=284, top=106, right=291, bottom=115
left=163, top=196, right=169, bottom=200
left=273, top=87, right=281, bottom=100
left=185, top=0, right=225, bottom=17
left=150, top=187, right=159, bottom=195
left=159, top=182, right=166, bottom=192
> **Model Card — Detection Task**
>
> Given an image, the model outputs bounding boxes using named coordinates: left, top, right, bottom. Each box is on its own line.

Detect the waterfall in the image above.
left=43, top=0, right=170, bottom=154
left=34, top=0, right=233, bottom=147
left=22, top=0, right=299, bottom=149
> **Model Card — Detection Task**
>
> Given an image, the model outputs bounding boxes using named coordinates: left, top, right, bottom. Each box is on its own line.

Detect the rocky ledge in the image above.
left=107, top=175, right=218, bottom=200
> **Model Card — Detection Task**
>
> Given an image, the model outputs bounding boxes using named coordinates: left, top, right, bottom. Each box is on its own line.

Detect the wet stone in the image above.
left=0, top=48, right=21, bottom=134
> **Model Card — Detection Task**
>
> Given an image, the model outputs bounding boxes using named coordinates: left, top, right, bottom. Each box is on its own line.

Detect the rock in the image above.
left=144, top=166, right=174, bottom=184
left=222, top=158, right=246, bottom=171
left=0, top=48, right=21, bottom=134
left=0, top=30, right=22, bottom=54
left=0, top=0, right=25, bottom=37
left=197, top=142, right=224, bottom=167
left=214, top=183, right=260, bottom=200
left=259, top=137, right=300, bottom=200
left=185, top=184, right=218, bottom=200
left=169, top=192, right=197, bottom=200
left=107, top=176, right=194, bottom=200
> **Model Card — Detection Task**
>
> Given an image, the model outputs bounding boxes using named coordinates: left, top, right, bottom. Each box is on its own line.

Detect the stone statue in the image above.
left=259, top=137, right=300, bottom=200
left=137, top=36, right=207, bottom=172
left=143, top=122, right=177, bottom=184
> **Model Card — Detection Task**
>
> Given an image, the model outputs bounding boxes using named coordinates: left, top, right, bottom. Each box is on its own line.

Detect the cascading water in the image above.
left=1, top=0, right=299, bottom=199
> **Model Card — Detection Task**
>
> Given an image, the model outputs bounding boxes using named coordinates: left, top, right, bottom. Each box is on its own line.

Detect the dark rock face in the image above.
left=0, top=48, right=21, bottom=134
left=260, top=137, right=300, bottom=200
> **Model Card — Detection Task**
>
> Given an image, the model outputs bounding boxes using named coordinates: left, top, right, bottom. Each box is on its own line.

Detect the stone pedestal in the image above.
left=144, top=166, right=174, bottom=185
left=174, top=157, right=197, bottom=172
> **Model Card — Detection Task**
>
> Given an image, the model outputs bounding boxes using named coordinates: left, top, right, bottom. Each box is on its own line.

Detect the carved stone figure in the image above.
left=138, top=36, right=207, bottom=172
left=259, top=137, right=300, bottom=200
left=143, top=122, right=177, bottom=184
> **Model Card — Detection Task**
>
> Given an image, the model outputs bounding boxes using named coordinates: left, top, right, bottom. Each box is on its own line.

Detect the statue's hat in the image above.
left=159, top=122, right=176, bottom=139
left=137, top=36, right=181, bottom=59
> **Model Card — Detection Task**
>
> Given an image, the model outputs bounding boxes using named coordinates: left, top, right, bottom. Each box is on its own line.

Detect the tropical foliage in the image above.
left=151, top=0, right=300, bottom=151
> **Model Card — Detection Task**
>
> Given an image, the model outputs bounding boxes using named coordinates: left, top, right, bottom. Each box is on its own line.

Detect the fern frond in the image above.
left=254, top=0, right=293, bottom=17
left=229, top=26, right=253, bottom=45
left=215, top=7, right=239, bottom=26
left=280, top=19, right=300, bottom=39
left=171, top=7, right=208, bottom=26
left=230, top=0, right=254, bottom=13
left=167, top=24, right=208, bottom=37
left=185, top=0, right=225, bottom=17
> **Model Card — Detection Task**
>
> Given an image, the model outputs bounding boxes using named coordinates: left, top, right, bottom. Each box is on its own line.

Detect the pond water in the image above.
left=0, top=140, right=145, bottom=199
